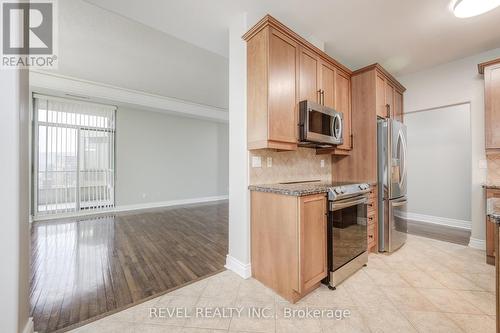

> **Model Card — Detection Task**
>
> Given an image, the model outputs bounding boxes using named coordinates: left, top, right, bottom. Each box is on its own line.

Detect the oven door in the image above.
left=328, top=196, right=368, bottom=271
left=300, top=100, right=343, bottom=145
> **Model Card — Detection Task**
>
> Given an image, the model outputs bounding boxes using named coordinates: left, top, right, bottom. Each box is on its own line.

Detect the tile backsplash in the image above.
left=487, top=154, right=500, bottom=185
left=249, top=148, right=332, bottom=185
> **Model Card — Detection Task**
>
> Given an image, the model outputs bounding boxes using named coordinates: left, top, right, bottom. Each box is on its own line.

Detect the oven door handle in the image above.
left=330, top=197, right=368, bottom=211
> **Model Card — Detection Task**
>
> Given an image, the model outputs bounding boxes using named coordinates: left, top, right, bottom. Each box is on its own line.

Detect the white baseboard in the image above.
left=225, top=255, right=251, bottom=279
left=22, top=317, right=34, bottom=333
left=116, top=195, right=229, bottom=213
left=404, top=212, right=472, bottom=230
left=468, top=237, right=486, bottom=250
left=33, top=195, right=228, bottom=222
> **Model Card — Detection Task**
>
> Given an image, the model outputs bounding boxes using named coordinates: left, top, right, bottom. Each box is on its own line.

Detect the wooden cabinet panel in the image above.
left=376, top=73, right=387, bottom=118
left=268, top=29, right=298, bottom=144
left=486, top=188, right=500, bottom=265
left=335, top=71, right=352, bottom=150
left=485, top=64, right=500, bottom=149
left=299, top=194, right=327, bottom=292
left=319, top=61, right=335, bottom=109
left=251, top=191, right=327, bottom=303
left=385, top=82, right=394, bottom=118
left=394, top=90, right=404, bottom=122
left=299, top=47, right=320, bottom=103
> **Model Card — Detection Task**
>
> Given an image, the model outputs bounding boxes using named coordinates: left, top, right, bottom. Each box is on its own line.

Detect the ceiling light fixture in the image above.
left=452, top=0, right=500, bottom=18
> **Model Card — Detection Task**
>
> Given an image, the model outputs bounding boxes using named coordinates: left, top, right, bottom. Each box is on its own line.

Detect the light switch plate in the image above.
left=320, top=160, right=325, bottom=168
left=252, top=156, right=262, bottom=168
left=267, top=157, right=272, bottom=167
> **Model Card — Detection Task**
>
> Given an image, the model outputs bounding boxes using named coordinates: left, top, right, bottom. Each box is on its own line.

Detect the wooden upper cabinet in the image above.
left=372, top=66, right=405, bottom=120
left=385, top=82, right=395, bottom=118
left=246, top=26, right=298, bottom=151
left=479, top=59, right=500, bottom=150
left=376, top=73, right=387, bottom=118
left=244, top=15, right=353, bottom=152
left=299, top=47, right=321, bottom=104
left=319, top=60, right=336, bottom=109
left=268, top=29, right=299, bottom=145
left=299, top=194, right=327, bottom=292
left=335, top=71, right=352, bottom=150
left=394, top=90, right=404, bottom=122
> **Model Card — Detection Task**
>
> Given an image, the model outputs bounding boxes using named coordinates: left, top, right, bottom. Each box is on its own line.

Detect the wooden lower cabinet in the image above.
left=251, top=191, right=327, bottom=303
left=486, top=188, right=500, bottom=265
left=367, top=185, right=378, bottom=253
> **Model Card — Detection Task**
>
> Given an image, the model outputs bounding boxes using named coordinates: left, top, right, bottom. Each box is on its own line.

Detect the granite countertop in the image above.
left=488, top=213, right=500, bottom=224
left=248, top=182, right=333, bottom=196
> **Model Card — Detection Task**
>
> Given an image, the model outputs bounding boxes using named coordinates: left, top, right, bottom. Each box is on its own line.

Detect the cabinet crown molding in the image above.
left=353, top=63, right=406, bottom=93
left=243, top=14, right=352, bottom=76
left=478, top=57, right=500, bottom=74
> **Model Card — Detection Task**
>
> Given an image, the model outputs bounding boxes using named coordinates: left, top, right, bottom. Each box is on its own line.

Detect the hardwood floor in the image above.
left=30, top=201, right=228, bottom=333
left=407, top=219, right=471, bottom=246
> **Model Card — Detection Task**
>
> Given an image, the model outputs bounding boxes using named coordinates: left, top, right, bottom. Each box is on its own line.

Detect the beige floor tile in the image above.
left=403, top=310, right=463, bottom=333
left=461, top=273, right=495, bottom=292
left=418, top=288, right=482, bottom=314
left=446, top=313, right=496, bottom=333
left=275, top=318, right=322, bottom=333
left=168, top=279, right=209, bottom=298
left=344, top=281, right=395, bottom=309
left=182, top=328, right=228, bottom=333
left=399, top=269, right=446, bottom=289
left=184, top=297, right=234, bottom=330
left=381, top=287, right=438, bottom=311
left=454, top=290, right=496, bottom=315
left=133, top=323, right=183, bottom=332
left=319, top=307, right=370, bottom=333
left=360, top=307, right=417, bottom=333
left=297, top=284, right=355, bottom=307
left=228, top=300, right=276, bottom=333
left=428, top=271, right=486, bottom=291
left=237, top=278, right=276, bottom=303
left=71, top=320, right=135, bottom=333
left=364, top=268, right=411, bottom=287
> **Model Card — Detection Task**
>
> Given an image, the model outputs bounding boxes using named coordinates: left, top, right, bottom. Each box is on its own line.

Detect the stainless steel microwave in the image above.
left=299, top=100, right=344, bottom=146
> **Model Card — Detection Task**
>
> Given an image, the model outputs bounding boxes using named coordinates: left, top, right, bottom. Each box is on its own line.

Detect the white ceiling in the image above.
left=84, top=0, right=500, bottom=75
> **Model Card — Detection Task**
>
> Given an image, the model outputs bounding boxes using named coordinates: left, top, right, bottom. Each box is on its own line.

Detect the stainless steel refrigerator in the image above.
left=378, top=118, right=408, bottom=252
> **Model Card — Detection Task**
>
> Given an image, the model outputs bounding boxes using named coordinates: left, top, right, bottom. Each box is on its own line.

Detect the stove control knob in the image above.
left=334, top=187, right=343, bottom=194
left=340, top=186, right=346, bottom=193
left=359, top=184, right=365, bottom=190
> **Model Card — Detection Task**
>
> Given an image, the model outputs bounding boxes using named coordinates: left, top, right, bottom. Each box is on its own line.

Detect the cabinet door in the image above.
left=335, top=71, right=352, bottom=150
left=299, top=194, right=327, bottom=292
left=385, top=82, right=395, bottom=118
left=376, top=73, right=387, bottom=118
left=299, top=47, right=320, bottom=103
left=319, top=60, right=335, bottom=108
left=487, top=189, right=500, bottom=262
left=268, top=29, right=299, bottom=144
left=394, top=90, right=404, bottom=122
left=485, top=64, right=500, bottom=149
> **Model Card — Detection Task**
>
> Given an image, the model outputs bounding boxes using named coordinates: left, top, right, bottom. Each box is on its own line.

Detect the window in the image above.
left=33, top=94, right=116, bottom=217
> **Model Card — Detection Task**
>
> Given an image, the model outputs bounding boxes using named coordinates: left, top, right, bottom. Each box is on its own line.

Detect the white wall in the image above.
left=115, top=107, right=229, bottom=206
left=0, top=68, right=31, bottom=333
left=405, top=104, right=472, bottom=227
left=52, top=0, right=228, bottom=109
left=226, top=13, right=251, bottom=278
left=397, top=47, right=500, bottom=247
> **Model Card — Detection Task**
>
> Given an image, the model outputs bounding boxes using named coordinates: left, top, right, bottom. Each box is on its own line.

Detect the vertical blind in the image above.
left=33, top=94, right=116, bottom=217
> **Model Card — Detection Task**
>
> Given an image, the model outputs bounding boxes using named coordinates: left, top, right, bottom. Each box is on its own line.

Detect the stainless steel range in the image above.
left=324, top=182, right=371, bottom=290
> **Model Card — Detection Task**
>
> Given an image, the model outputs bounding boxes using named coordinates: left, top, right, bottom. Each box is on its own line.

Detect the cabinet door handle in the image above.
left=386, top=104, right=391, bottom=118
left=322, top=90, right=325, bottom=106
left=318, top=90, right=322, bottom=104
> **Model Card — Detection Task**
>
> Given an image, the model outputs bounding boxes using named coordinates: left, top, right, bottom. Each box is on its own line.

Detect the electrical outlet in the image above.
left=252, top=156, right=262, bottom=168
left=267, top=157, right=272, bottom=167
left=320, top=160, right=325, bottom=168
